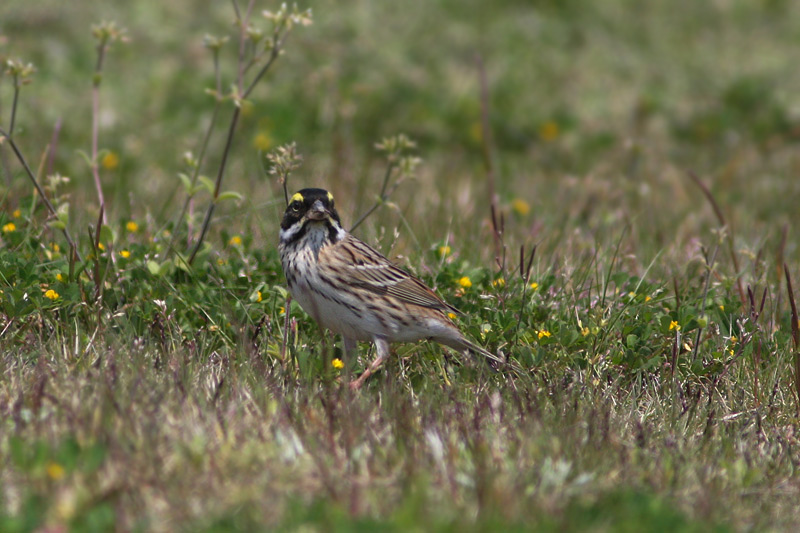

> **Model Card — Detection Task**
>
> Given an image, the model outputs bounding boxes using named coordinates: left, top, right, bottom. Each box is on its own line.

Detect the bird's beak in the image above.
left=306, top=200, right=329, bottom=221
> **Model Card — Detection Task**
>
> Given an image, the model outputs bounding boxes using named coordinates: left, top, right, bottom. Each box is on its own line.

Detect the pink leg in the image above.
left=350, top=337, right=390, bottom=390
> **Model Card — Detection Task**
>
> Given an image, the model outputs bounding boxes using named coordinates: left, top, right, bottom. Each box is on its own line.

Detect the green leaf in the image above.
left=626, top=334, right=639, bottom=349
left=198, top=175, right=215, bottom=194
left=274, top=285, right=288, bottom=299
left=147, top=260, right=163, bottom=276
left=75, top=149, right=93, bottom=167
left=177, top=172, right=193, bottom=192
left=216, top=190, right=243, bottom=202
left=173, top=253, right=193, bottom=273
left=99, top=224, right=116, bottom=246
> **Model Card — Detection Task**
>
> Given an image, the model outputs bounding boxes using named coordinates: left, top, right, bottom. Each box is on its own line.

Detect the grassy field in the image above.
left=3, top=0, right=800, bottom=530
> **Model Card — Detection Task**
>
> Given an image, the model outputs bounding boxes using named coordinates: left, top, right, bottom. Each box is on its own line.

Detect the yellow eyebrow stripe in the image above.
left=327, top=191, right=334, bottom=203
left=291, top=192, right=304, bottom=203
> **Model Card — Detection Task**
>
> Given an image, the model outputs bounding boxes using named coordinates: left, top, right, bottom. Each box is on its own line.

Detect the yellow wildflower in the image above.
left=538, top=120, right=560, bottom=142
left=257, top=291, right=263, bottom=302
left=492, top=278, right=505, bottom=288
left=44, top=289, right=60, bottom=300
left=217, top=258, right=226, bottom=266
left=279, top=306, right=285, bottom=315
left=458, top=276, right=472, bottom=289
left=581, top=326, right=590, bottom=337
left=126, top=221, right=139, bottom=232
left=438, top=245, right=451, bottom=257
left=669, top=320, right=680, bottom=331
left=229, top=235, right=243, bottom=246
left=52, top=243, right=60, bottom=253
left=529, top=282, right=539, bottom=290
left=253, top=132, right=272, bottom=151
left=46, top=462, right=65, bottom=480
left=730, top=336, right=737, bottom=345
left=101, top=151, right=119, bottom=170
left=120, top=250, right=131, bottom=258
left=12, top=209, right=21, bottom=218
left=56, top=273, right=64, bottom=282
left=2, top=222, right=16, bottom=233
left=537, top=330, right=552, bottom=339
left=719, top=305, right=724, bottom=311
left=511, top=198, right=530, bottom=216
left=645, top=296, right=651, bottom=302
left=447, top=312, right=457, bottom=320
left=332, top=358, right=345, bottom=370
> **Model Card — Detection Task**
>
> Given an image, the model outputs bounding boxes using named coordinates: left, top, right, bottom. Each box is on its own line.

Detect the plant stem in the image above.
left=0, top=128, right=82, bottom=262
left=9, top=82, right=20, bottom=137
left=188, top=107, right=241, bottom=264
left=91, top=36, right=109, bottom=223
left=187, top=0, right=290, bottom=265
left=349, top=161, right=396, bottom=232
left=476, top=54, right=502, bottom=270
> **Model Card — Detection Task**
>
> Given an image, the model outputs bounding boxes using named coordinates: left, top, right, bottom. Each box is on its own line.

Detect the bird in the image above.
left=278, top=187, right=508, bottom=389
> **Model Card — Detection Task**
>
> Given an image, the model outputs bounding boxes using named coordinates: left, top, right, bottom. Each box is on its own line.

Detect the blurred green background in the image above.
left=4, top=2, right=800, bottom=530
left=3, top=0, right=800, bottom=264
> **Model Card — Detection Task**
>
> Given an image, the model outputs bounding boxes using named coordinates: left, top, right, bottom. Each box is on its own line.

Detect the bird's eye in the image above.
left=290, top=202, right=302, bottom=212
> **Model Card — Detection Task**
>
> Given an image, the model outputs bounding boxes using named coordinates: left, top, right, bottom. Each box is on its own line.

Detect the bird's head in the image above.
left=279, top=188, right=344, bottom=245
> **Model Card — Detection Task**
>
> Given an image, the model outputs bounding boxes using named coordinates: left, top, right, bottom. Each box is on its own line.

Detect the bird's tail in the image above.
left=440, top=336, right=522, bottom=374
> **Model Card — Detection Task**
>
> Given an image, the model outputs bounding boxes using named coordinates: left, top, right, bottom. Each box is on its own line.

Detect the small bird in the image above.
left=278, top=187, right=507, bottom=389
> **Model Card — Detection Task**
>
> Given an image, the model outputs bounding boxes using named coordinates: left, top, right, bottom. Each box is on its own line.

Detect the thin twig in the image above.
left=166, top=92, right=222, bottom=255
left=188, top=3, right=292, bottom=265
left=242, top=36, right=283, bottom=100
left=281, top=295, right=292, bottom=363
left=691, top=240, right=720, bottom=363
left=775, top=224, right=788, bottom=321
left=687, top=170, right=745, bottom=306
left=91, top=36, right=110, bottom=223
left=476, top=54, right=502, bottom=268
left=670, top=325, right=679, bottom=381
left=746, top=285, right=768, bottom=407
left=349, top=161, right=396, bottom=232
left=0, top=128, right=82, bottom=261
left=91, top=205, right=104, bottom=300
left=235, top=1, right=256, bottom=90
left=784, top=264, right=800, bottom=414
left=512, top=244, right=537, bottom=347
left=9, top=80, right=20, bottom=137
left=188, top=107, right=241, bottom=264
left=599, top=227, right=627, bottom=309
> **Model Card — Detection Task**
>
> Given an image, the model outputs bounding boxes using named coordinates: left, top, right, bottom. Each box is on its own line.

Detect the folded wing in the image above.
left=324, top=235, right=459, bottom=314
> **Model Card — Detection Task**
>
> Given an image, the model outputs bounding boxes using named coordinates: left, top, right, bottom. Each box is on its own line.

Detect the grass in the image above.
left=2, top=0, right=800, bottom=530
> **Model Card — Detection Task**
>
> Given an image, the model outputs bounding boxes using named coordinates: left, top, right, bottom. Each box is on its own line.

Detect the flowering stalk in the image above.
left=349, top=134, right=420, bottom=232
left=89, top=22, right=126, bottom=224
left=188, top=2, right=311, bottom=265
left=165, top=34, right=227, bottom=257
left=1, top=60, right=82, bottom=262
